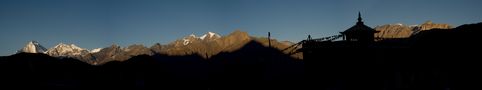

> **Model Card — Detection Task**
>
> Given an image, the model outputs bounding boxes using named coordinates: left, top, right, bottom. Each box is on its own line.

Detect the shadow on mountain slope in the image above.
left=410, top=22, right=482, bottom=48
left=208, top=40, right=305, bottom=89
left=407, top=22, right=482, bottom=90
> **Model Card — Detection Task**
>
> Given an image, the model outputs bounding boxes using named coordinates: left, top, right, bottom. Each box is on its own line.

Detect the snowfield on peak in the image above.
left=17, top=41, right=48, bottom=53
left=46, top=43, right=88, bottom=57
left=207, top=32, right=221, bottom=39
left=90, top=48, right=103, bottom=53
left=182, top=32, right=221, bottom=45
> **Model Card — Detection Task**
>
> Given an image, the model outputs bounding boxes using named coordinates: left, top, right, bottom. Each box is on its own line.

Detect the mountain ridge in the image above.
left=15, top=30, right=300, bottom=65
left=9, top=21, right=458, bottom=65
left=375, top=21, right=452, bottom=38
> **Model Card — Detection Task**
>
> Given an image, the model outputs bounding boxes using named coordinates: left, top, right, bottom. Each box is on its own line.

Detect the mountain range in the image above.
left=17, top=30, right=301, bottom=65
left=3, top=21, right=482, bottom=89
left=375, top=21, right=452, bottom=38
left=14, top=21, right=453, bottom=65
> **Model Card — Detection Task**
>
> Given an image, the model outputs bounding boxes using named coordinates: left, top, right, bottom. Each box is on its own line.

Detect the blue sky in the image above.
left=1, top=0, right=481, bottom=55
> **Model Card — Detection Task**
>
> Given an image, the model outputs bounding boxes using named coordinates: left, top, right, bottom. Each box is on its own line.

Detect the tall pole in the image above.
left=268, top=32, right=271, bottom=48
left=267, top=32, right=272, bottom=65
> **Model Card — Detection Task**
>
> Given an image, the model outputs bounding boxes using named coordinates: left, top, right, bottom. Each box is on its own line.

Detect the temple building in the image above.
left=340, top=12, right=379, bottom=43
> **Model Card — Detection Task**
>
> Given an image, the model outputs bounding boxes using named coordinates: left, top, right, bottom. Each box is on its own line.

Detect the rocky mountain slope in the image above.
left=375, top=21, right=452, bottom=38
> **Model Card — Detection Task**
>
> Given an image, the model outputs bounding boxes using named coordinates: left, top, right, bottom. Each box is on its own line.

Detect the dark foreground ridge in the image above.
left=0, top=40, right=304, bottom=90
left=303, top=22, right=482, bottom=90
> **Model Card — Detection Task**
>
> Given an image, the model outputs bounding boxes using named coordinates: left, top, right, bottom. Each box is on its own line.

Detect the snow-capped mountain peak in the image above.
left=391, top=23, right=404, bottom=26
left=199, top=34, right=208, bottom=40
left=207, top=32, right=221, bottom=39
left=17, top=41, right=47, bottom=53
left=189, top=34, right=196, bottom=38
left=90, top=48, right=103, bottom=53
left=200, top=32, right=221, bottom=40
left=409, top=24, right=420, bottom=27
left=182, top=35, right=196, bottom=45
left=46, top=43, right=88, bottom=57
left=181, top=32, right=221, bottom=45
left=55, top=43, right=85, bottom=50
left=208, top=32, right=220, bottom=38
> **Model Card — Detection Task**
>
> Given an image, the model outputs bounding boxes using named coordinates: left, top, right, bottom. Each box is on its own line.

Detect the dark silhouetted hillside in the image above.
left=305, top=22, right=482, bottom=90
left=0, top=40, right=304, bottom=90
